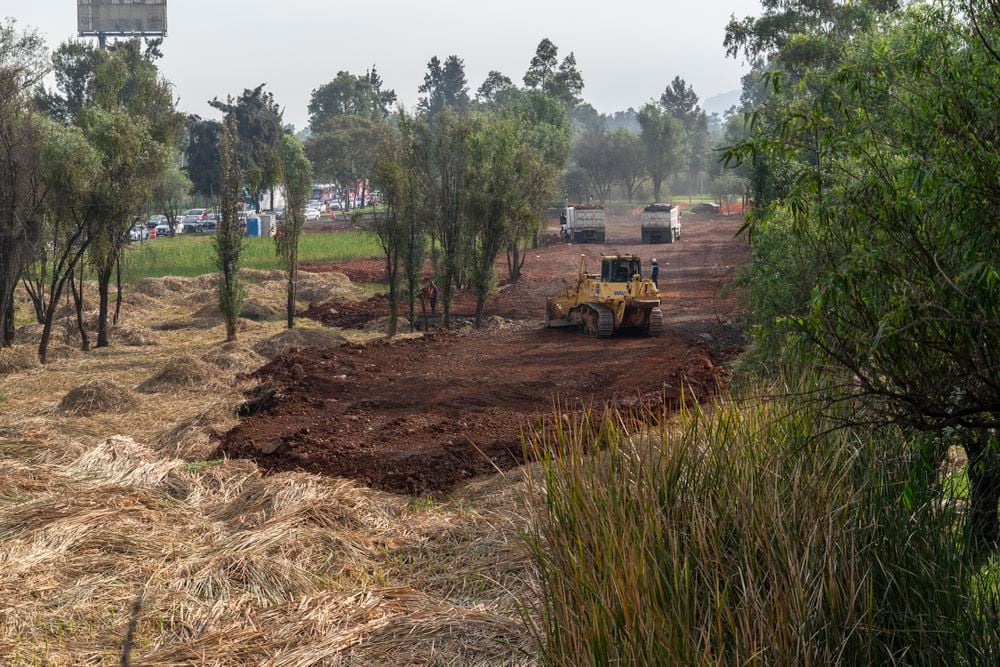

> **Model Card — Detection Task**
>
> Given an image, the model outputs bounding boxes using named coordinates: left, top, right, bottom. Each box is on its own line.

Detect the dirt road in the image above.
left=223, top=212, right=749, bottom=494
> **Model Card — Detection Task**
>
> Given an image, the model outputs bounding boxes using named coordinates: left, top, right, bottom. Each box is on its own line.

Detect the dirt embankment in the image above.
left=222, top=213, right=749, bottom=494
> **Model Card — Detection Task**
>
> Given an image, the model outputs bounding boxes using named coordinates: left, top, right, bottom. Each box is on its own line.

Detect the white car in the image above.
left=155, top=218, right=180, bottom=236
left=304, top=207, right=321, bottom=221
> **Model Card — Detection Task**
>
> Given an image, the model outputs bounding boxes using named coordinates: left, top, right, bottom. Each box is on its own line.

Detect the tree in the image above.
left=465, top=114, right=558, bottom=326
left=210, top=84, right=284, bottom=211
left=731, top=3, right=1000, bottom=545
left=574, top=128, right=616, bottom=204
left=214, top=115, right=244, bottom=342
left=412, top=109, right=471, bottom=327
left=275, top=135, right=312, bottom=329
left=31, top=121, right=100, bottom=363
left=660, top=77, right=710, bottom=201
left=524, top=38, right=584, bottom=107
left=155, top=161, right=192, bottom=234
left=0, top=19, right=49, bottom=347
left=83, top=106, right=168, bottom=347
left=497, top=90, right=571, bottom=283
left=83, top=42, right=179, bottom=347
left=637, top=103, right=685, bottom=201
left=611, top=129, right=646, bottom=203
left=308, top=68, right=397, bottom=130
left=305, top=115, right=382, bottom=209
left=34, top=40, right=104, bottom=124
left=371, top=128, right=408, bottom=336
left=476, top=70, right=516, bottom=108
left=418, top=55, right=470, bottom=120
left=184, top=115, right=222, bottom=201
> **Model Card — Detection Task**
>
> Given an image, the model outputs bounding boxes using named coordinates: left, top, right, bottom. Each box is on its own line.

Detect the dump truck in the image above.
left=545, top=254, right=664, bottom=337
left=561, top=205, right=606, bottom=243
left=641, top=203, right=680, bottom=244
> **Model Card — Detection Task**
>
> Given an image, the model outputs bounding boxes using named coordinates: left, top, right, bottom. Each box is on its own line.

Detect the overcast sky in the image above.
left=7, top=0, right=761, bottom=129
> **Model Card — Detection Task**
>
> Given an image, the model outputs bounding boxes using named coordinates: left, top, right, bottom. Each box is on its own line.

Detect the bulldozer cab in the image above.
left=601, top=256, right=641, bottom=283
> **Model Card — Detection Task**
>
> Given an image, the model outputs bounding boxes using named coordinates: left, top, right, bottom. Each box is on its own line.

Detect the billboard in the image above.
left=78, top=1, right=167, bottom=37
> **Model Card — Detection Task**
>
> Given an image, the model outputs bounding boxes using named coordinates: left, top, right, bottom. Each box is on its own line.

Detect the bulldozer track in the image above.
left=647, top=307, right=665, bottom=337
left=587, top=304, right=615, bottom=337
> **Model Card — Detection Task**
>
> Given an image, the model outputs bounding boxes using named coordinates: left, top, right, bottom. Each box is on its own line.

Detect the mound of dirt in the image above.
left=137, top=355, right=221, bottom=393
left=0, top=346, right=40, bottom=375
left=253, top=328, right=347, bottom=360
left=112, top=323, right=161, bottom=346
left=58, top=379, right=136, bottom=416
left=300, top=294, right=390, bottom=329
left=363, top=316, right=412, bottom=333
left=202, top=342, right=266, bottom=375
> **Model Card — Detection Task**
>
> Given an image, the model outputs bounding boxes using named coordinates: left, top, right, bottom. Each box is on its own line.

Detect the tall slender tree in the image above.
left=214, top=115, right=244, bottom=342
left=275, top=135, right=312, bottom=329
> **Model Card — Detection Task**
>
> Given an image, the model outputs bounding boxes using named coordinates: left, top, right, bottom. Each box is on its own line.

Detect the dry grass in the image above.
left=201, top=341, right=267, bottom=375
left=112, top=322, right=161, bottom=347
left=57, top=380, right=136, bottom=416
left=0, top=267, right=533, bottom=665
left=253, top=327, right=347, bottom=360
left=136, top=355, right=223, bottom=393
left=0, top=345, right=40, bottom=375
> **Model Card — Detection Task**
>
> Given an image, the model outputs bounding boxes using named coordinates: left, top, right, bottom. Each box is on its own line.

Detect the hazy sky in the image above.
left=6, top=1, right=762, bottom=129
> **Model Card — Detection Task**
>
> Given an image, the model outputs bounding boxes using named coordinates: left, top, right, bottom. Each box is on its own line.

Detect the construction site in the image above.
left=0, top=209, right=748, bottom=663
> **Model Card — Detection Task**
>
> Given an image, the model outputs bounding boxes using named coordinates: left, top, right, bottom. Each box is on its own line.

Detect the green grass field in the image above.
left=120, top=231, right=380, bottom=284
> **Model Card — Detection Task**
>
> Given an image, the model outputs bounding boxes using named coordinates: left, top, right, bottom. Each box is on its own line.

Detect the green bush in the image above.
left=525, top=386, right=1000, bottom=665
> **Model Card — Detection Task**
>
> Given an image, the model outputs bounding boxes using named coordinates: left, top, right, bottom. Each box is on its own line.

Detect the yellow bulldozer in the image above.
left=545, top=254, right=664, bottom=337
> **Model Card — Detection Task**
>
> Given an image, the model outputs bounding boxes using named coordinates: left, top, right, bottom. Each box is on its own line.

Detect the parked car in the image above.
left=147, top=214, right=167, bottom=229
left=329, top=200, right=342, bottom=211
left=155, top=218, right=180, bottom=236
left=689, top=202, right=720, bottom=215
left=129, top=222, right=150, bottom=242
left=201, top=213, right=218, bottom=231
left=304, top=207, right=321, bottom=221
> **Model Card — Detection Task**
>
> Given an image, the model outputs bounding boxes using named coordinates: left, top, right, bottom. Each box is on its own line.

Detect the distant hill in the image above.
left=703, top=89, right=741, bottom=116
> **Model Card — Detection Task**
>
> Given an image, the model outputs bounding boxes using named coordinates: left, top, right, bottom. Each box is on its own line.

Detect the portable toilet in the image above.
left=246, top=216, right=261, bottom=237
left=258, top=213, right=275, bottom=237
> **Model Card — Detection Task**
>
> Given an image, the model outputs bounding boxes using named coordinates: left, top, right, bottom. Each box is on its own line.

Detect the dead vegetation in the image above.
left=253, top=327, right=347, bottom=360
left=0, top=267, right=533, bottom=664
left=137, top=355, right=224, bottom=392
left=57, top=380, right=136, bottom=416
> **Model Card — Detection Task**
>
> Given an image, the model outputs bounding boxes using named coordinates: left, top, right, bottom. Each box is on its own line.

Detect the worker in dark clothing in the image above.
left=650, top=258, right=659, bottom=287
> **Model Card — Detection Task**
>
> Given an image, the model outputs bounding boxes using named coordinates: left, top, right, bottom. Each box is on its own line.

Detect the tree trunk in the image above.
left=966, top=433, right=1000, bottom=549
left=286, top=264, right=297, bottom=330
left=2, top=294, right=14, bottom=347
left=71, top=264, right=90, bottom=351
left=653, top=178, right=662, bottom=202
left=96, top=267, right=112, bottom=348
left=474, top=296, right=485, bottom=329
left=113, top=257, right=123, bottom=326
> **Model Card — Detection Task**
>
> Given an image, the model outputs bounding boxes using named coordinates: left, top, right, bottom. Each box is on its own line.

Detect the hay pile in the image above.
left=240, top=297, right=285, bottom=322
left=111, top=322, right=161, bottom=346
left=153, top=400, right=235, bottom=459
left=58, top=379, right=136, bottom=416
left=137, top=355, right=222, bottom=393
left=253, top=327, right=347, bottom=359
left=66, top=436, right=186, bottom=491
left=201, top=341, right=266, bottom=375
left=122, top=291, right=164, bottom=313
left=293, top=271, right=357, bottom=304
left=0, top=345, right=40, bottom=375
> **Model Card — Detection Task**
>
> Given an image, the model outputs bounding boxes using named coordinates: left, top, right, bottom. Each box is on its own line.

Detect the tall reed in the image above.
left=525, top=389, right=999, bottom=665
